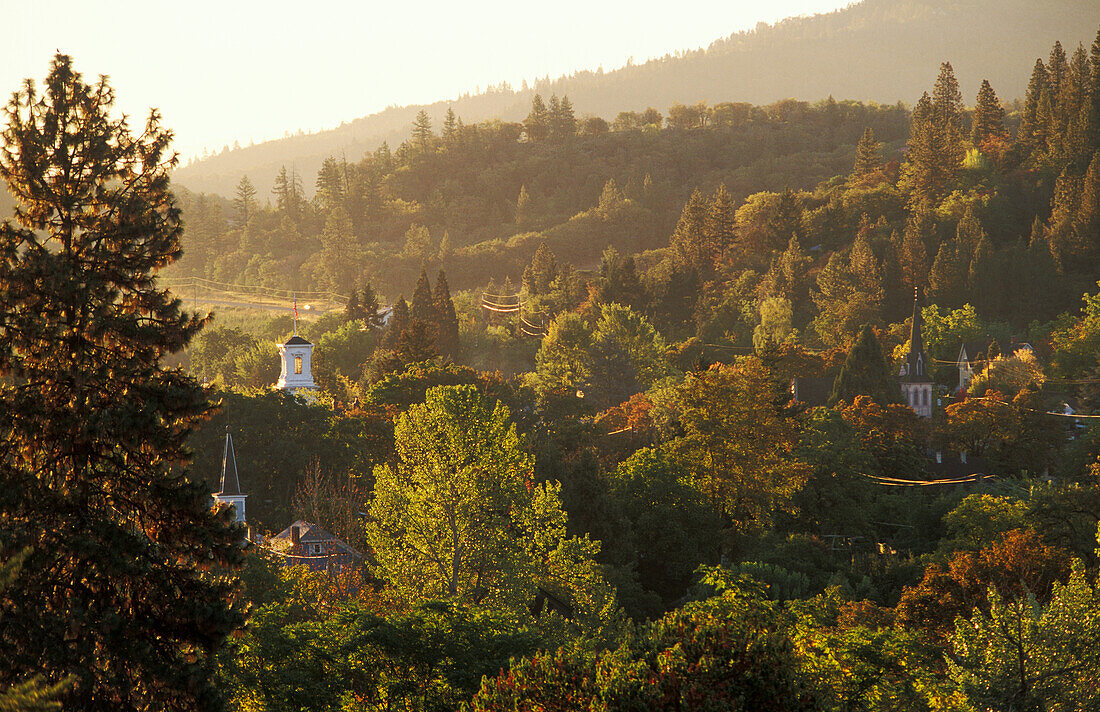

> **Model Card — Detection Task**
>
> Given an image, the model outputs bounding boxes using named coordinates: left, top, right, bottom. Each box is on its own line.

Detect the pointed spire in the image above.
left=218, top=426, right=242, bottom=496
left=902, top=288, right=930, bottom=382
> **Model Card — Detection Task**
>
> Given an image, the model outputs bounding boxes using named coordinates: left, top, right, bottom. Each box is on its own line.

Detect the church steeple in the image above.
left=213, top=426, right=247, bottom=523
left=899, top=288, right=934, bottom=417
left=903, top=288, right=928, bottom=380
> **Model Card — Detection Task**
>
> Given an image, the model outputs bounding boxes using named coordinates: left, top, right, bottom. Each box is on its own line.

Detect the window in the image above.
left=313, top=544, right=321, bottom=555
left=294, top=355, right=302, bottom=375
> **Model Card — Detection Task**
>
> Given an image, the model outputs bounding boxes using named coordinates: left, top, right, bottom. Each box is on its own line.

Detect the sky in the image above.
left=5, top=0, right=852, bottom=161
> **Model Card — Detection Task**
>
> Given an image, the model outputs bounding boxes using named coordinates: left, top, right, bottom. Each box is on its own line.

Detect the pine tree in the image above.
left=361, top=281, right=384, bottom=330
left=233, top=175, right=257, bottom=226
left=523, top=243, right=559, bottom=296
left=411, top=110, right=434, bottom=149
left=670, top=188, right=709, bottom=272
left=901, top=93, right=939, bottom=210
left=706, top=184, right=737, bottom=269
left=515, top=184, right=530, bottom=226
left=1048, top=41, right=1069, bottom=129
left=1019, top=59, right=1050, bottom=158
left=1087, top=29, right=1100, bottom=155
left=829, top=325, right=897, bottom=405
left=434, top=269, right=460, bottom=358
left=314, top=156, right=346, bottom=214
left=410, top=268, right=437, bottom=326
left=383, top=297, right=410, bottom=350
left=900, top=211, right=933, bottom=291
left=956, top=205, right=987, bottom=262
left=971, top=80, right=1008, bottom=149
left=853, top=126, right=881, bottom=177
left=272, top=164, right=304, bottom=225
left=442, top=107, right=458, bottom=144
left=0, top=54, right=244, bottom=709
left=968, top=234, right=1000, bottom=318
left=928, top=239, right=968, bottom=308
left=344, top=287, right=363, bottom=320
left=552, top=95, right=576, bottom=141
left=524, top=94, right=549, bottom=142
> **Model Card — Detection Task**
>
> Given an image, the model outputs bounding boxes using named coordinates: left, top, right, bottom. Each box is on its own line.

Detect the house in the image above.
left=264, top=520, right=362, bottom=574
left=956, top=339, right=1035, bottom=393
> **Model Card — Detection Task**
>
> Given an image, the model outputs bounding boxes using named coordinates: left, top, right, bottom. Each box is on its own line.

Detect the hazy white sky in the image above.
left=5, top=0, right=850, bottom=160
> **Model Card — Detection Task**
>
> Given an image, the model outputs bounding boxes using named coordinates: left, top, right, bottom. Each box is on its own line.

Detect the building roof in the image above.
left=284, top=335, right=311, bottom=346
left=217, top=429, right=243, bottom=496
left=269, top=520, right=363, bottom=556
left=791, top=376, right=834, bottom=408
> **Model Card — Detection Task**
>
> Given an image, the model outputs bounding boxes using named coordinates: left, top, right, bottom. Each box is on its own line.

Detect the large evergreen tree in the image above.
left=829, top=325, right=897, bottom=406
left=853, top=126, right=881, bottom=177
left=971, top=80, right=1008, bottom=149
left=0, top=55, right=244, bottom=709
left=433, top=269, right=459, bottom=358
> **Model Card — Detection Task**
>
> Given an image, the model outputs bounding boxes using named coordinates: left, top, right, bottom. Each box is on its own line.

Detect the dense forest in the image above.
left=157, top=27, right=1100, bottom=710
left=6, top=23, right=1100, bottom=712
left=171, top=0, right=1097, bottom=197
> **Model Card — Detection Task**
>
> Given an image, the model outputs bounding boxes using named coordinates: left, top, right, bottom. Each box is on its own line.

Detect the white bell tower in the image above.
left=276, top=299, right=316, bottom=391
left=276, top=335, right=316, bottom=391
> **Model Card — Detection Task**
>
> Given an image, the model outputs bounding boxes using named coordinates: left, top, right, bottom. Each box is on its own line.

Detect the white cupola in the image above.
left=213, top=427, right=247, bottom=524
left=276, top=334, right=316, bottom=391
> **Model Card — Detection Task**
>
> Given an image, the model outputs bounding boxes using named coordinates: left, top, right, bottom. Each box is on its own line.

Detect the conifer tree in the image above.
left=233, top=175, right=257, bottom=226
left=829, top=325, right=897, bottom=406
left=853, top=126, right=881, bottom=177
left=522, top=243, right=559, bottom=296
left=956, top=206, right=987, bottom=262
left=383, top=297, right=410, bottom=350
left=272, top=164, right=305, bottom=225
left=344, top=287, right=363, bottom=320
left=524, top=94, right=549, bottom=142
left=901, top=93, right=939, bottom=209
left=670, top=188, right=709, bottom=272
left=900, top=211, right=933, bottom=292
left=442, top=106, right=458, bottom=143
left=360, top=281, right=384, bottom=330
left=412, top=110, right=434, bottom=149
left=433, top=269, right=459, bottom=358
left=556, top=95, right=576, bottom=140
left=971, top=80, right=1008, bottom=149
left=928, top=239, right=968, bottom=309
left=0, top=54, right=244, bottom=709
left=1088, top=29, right=1100, bottom=155
left=706, top=184, right=737, bottom=270
left=515, top=184, right=530, bottom=226
left=1019, top=59, right=1050, bottom=158
left=968, top=234, right=1000, bottom=318
left=410, top=268, right=437, bottom=327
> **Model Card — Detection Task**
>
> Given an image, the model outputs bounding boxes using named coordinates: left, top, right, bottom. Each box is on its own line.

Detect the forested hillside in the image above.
left=170, top=97, right=912, bottom=300
left=173, top=0, right=1096, bottom=197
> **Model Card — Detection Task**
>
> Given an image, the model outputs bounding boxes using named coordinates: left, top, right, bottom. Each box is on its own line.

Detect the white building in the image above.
left=276, top=334, right=316, bottom=391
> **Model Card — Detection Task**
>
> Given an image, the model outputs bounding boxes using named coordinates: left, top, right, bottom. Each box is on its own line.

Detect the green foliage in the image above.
left=939, top=494, right=1031, bottom=553
left=470, top=582, right=819, bottom=711
left=224, top=587, right=540, bottom=712
left=664, top=359, right=809, bottom=532
left=607, top=448, right=722, bottom=615
left=949, top=561, right=1100, bottom=711
left=534, top=304, right=671, bottom=409
left=366, top=385, right=615, bottom=629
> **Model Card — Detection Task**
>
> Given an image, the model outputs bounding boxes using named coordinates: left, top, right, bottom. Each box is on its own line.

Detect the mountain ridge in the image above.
left=174, top=0, right=1098, bottom=198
